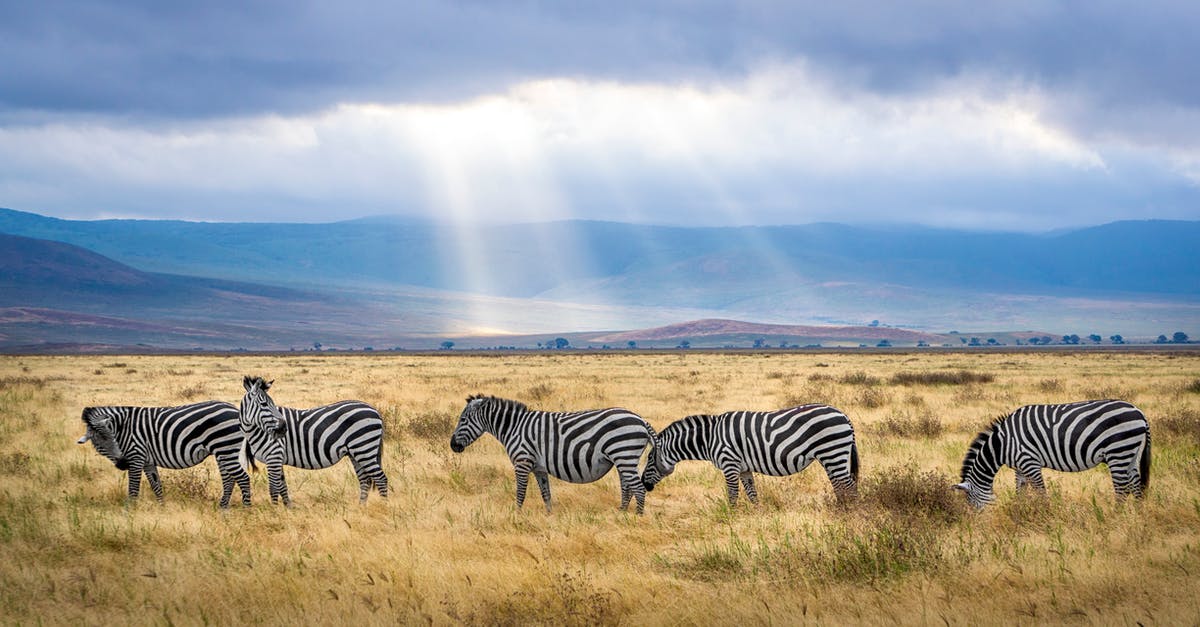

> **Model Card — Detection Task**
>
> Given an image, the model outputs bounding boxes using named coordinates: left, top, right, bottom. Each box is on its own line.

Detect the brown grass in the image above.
left=0, top=351, right=1198, bottom=624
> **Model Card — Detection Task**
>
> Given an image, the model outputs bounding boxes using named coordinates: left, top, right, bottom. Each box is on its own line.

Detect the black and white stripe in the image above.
left=239, top=376, right=388, bottom=505
left=77, top=400, right=251, bottom=508
left=450, top=395, right=657, bottom=514
left=640, top=404, right=859, bottom=505
left=955, top=399, right=1151, bottom=508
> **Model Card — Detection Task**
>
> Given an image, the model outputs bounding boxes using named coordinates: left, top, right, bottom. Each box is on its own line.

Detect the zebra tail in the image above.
left=849, top=439, right=860, bottom=485
left=239, top=440, right=258, bottom=474
left=1138, top=430, right=1151, bottom=495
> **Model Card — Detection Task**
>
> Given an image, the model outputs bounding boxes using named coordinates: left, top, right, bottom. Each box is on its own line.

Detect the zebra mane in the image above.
left=960, top=414, right=1007, bottom=481
left=243, top=375, right=271, bottom=391
left=466, top=394, right=528, bottom=413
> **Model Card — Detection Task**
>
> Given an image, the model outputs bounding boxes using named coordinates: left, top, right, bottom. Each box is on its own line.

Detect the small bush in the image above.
left=101, top=362, right=127, bottom=369
left=874, top=411, right=944, bottom=438
left=525, top=383, right=555, bottom=402
left=1186, top=379, right=1200, bottom=394
left=1038, top=378, right=1062, bottom=392
left=890, top=370, right=994, bottom=386
left=839, top=371, right=881, bottom=386
left=177, top=384, right=206, bottom=400
left=0, top=452, right=31, bottom=475
left=1157, top=407, right=1200, bottom=442
left=862, top=465, right=967, bottom=524
left=164, top=467, right=211, bottom=501
left=807, top=372, right=833, bottom=382
left=408, top=411, right=455, bottom=441
left=856, top=387, right=891, bottom=408
left=0, top=376, right=49, bottom=390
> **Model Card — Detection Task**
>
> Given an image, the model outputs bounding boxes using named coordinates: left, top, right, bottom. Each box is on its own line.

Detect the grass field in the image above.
left=1, top=351, right=1199, bottom=625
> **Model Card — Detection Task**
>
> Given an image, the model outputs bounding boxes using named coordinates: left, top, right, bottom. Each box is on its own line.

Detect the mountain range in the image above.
left=0, top=207, right=1196, bottom=350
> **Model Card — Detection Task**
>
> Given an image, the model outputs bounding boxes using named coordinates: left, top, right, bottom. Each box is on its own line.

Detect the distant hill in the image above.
left=587, top=319, right=946, bottom=344
left=1, top=207, right=1196, bottom=345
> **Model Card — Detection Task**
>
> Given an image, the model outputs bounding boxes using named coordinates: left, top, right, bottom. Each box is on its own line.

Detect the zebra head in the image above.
left=78, top=406, right=128, bottom=470
left=641, top=420, right=685, bottom=492
left=450, top=395, right=490, bottom=453
left=241, top=376, right=286, bottom=439
left=954, top=424, right=1001, bottom=508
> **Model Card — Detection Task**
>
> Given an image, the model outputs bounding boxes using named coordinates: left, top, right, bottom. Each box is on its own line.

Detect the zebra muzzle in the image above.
left=450, top=438, right=465, bottom=453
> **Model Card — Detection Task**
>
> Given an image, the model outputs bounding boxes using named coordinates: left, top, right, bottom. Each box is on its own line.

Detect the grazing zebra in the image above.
left=640, top=404, right=859, bottom=506
left=449, top=395, right=657, bottom=514
left=238, top=376, right=388, bottom=505
left=76, top=400, right=251, bottom=508
left=955, top=399, right=1151, bottom=508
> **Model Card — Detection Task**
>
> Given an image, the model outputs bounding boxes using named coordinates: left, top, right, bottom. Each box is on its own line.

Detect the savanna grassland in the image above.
left=1, top=350, right=1199, bottom=625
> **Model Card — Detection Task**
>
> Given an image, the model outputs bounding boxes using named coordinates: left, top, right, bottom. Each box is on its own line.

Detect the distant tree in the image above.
left=960, top=337, right=968, bottom=345
left=1109, top=335, right=1124, bottom=344
left=536, top=342, right=543, bottom=349
left=1174, top=331, right=1190, bottom=344
left=554, top=337, right=570, bottom=349
left=627, top=341, right=637, bottom=349
left=876, top=339, right=891, bottom=347
left=779, top=341, right=790, bottom=348
left=1156, top=334, right=1169, bottom=344
left=1028, top=337, right=1040, bottom=345
left=968, top=337, right=981, bottom=346
left=1061, top=334, right=1080, bottom=345
left=986, top=338, right=999, bottom=346
left=313, top=342, right=322, bottom=351
left=917, top=341, right=929, bottom=347
left=440, top=340, right=455, bottom=350
left=677, top=340, right=691, bottom=349
left=753, top=338, right=765, bottom=348
left=1088, top=334, right=1102, bottom=344
left=869, top=320, right=880, bottom=327
left=1041, top=336, right=1053, bottom=345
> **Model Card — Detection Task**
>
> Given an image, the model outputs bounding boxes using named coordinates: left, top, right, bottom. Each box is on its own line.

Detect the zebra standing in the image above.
left=77, top=400, right=251, bottom=508
left=640, top=404, right=859, bottom=506
left=449, top=395, right=657, bottom=514
left=238, top=376, right=388, bottom=505
left=955, top=399, right=1151, bottom=508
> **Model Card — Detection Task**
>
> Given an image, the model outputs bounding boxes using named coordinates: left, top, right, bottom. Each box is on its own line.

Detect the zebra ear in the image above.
left=952, top=482, right=969, bottom=492
left=77, top=434, right=90, bottom=444
left=265, top=379, right=274, bottom=389
left=243, top=376, right=253, bottom=391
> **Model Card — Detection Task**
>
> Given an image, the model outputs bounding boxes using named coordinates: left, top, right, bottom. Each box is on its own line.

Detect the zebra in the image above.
left=238, top=376, right=388, bottom=505
left=449, top=395, right=657, bottom=514
left=640, top=404, right=859, bottom=506
left=954, top=399, right=1151, bottom=508
left=76, top=400, right=251, bottom=508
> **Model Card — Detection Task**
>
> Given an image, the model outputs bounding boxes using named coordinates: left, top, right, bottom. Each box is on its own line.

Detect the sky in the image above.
left=1, top=1, right=1199, bottom=230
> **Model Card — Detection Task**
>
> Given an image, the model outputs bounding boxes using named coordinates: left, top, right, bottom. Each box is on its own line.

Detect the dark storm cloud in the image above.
left=2, top=1, right=1197, bottom=123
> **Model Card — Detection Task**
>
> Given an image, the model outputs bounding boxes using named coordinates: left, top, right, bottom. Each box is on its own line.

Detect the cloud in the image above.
left=2, top=63, right=1194, bottom=228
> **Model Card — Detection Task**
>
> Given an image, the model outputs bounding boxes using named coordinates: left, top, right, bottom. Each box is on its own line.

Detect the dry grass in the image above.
left=1, top=351, right=1199, bottom=625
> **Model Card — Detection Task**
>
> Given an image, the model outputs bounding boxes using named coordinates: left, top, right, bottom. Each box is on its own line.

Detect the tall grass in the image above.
left=0, top=351, right=1197, bottom=624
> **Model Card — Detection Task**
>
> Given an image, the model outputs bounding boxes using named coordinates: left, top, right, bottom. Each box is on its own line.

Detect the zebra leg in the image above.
left=126, top=461, right=143, bottom=501
left=619, top=465, right=647, bottom=515
left=350, top=451, right=389, bottom=502
left=269, top=463, right=290, bottom=507
left=818, top=453, right=858, bottom=501
left=513, top=461, right=533, bottom=509
left=143, top=463, right=164, bottom=503
left=1107, top=457, right=1140, bottom=499
left=236, top=467, right=252, bottom=506
left=1016, top=462, right=1046, bottom=494
left=721, top=466, right=741, bottom=507
left=215, top=454, right=238, bottom=508
left=373, top=466, right=389, bottom=499
left=535, top=471, right=552, bottom=513
left=740, top=472, right=759, bottom=505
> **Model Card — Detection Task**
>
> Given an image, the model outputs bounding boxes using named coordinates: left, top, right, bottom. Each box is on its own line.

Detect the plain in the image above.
left=1, top=350, right=1198, bottom=625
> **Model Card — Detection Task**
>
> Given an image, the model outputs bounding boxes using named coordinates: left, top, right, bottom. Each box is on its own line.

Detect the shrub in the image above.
left=874, top=411, right=944, bottom=438
left=407, top=411, right=455, bottom=441
left=839, top=371, right=881, bottom=386
left=856, top=387, right=891, bottom=408
left=525, top=383, right=555, bottom=402
left=890, top=370, right=995, bottom=386
left=177, top=384, right=206, bottom=400
left=1157, top=407, right=1200, bottom=442
left=862, top=465, right=967, bottom=524
left=165, top=467, right=212, bottom=501
left=1186, top=379, right=1200, bottom=394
